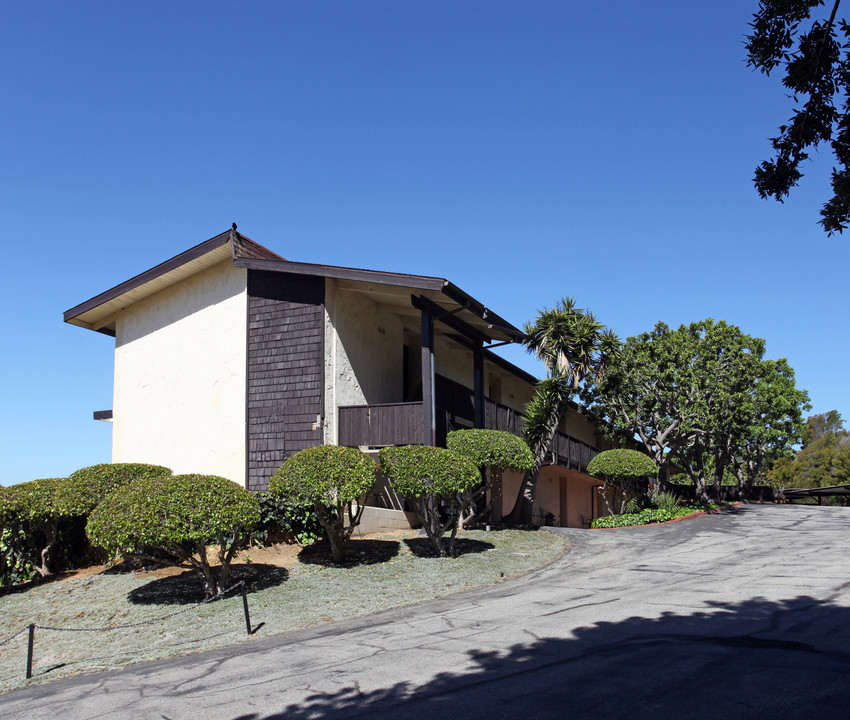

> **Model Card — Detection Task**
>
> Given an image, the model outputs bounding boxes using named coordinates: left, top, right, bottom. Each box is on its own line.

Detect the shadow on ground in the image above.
left=298, top=540, right=401, bottom=567
left=403, top=537, right=495, bottom=557
left=223, top=595, right=850, bottom=720
left=126, top=564, right=289, bottom=605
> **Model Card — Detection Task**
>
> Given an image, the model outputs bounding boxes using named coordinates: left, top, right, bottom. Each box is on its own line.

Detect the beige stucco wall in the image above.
left=324, top=279, right=404, bottom=443
left=112, top=261, right=248, bottom=485
left=494, top=465, right=608, bottom=528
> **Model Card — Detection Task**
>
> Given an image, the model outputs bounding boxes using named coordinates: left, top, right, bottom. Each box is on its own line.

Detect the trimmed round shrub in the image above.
left=378, top=445, right=479, bottom=556
left=587, top=449, right=658, bottom=479
left=587, top=449, right=658, bottom=516
left=10, top=478, right=70, bottom=577
left=447, top=429, right=534, bottom=527
left=57, top=463, right=173, bottom=517
left=88, top=474, right=260, bottom=597
left=379, top=445, right=480, bottom=499
left=269, top=446, right=376, bottom=563
left=447, top=429, right=534, bottom=473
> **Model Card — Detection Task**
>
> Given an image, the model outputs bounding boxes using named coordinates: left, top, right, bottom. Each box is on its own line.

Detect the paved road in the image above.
left=2, top=504, right=849, bottom=719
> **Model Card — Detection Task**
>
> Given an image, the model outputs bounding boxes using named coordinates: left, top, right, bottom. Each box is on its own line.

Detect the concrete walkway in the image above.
left=2, top=504, right=849, bottom=719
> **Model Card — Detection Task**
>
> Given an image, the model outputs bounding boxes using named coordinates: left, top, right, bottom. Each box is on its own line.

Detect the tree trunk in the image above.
left=315, top=505, right=346, bottom=563
left=33, top=520, right=59, bottom=578
left=417, top=495, right=446, bottom=557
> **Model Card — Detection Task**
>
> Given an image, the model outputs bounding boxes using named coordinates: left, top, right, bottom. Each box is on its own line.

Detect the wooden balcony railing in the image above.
left=339, top=395, right=599, bottom=473
left=338, top=402, right=425, bottom=447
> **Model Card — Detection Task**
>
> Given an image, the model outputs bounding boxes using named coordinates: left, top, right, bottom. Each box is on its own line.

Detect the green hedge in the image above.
left=378, top=445, right=480, bottom=499
left=9, top=477, right=71, bottom=577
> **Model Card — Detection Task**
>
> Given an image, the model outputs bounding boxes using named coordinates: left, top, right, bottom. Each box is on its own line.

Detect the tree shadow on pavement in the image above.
left=231, top=595, right=850, bottom=720
left=126, top=564, right=289, bottom=605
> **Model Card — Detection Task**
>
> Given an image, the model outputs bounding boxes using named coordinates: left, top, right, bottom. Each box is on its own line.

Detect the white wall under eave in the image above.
left=112, top=261, right=248, bottom=485
left=324, top=279, right=403, bottom=443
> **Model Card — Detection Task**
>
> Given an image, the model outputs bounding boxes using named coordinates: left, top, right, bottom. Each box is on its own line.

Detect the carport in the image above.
left=781, top=483, right=850, bottom=504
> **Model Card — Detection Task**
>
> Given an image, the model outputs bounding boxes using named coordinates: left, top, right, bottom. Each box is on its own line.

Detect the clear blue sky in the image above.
left=2, top=1, right=847, bottom=484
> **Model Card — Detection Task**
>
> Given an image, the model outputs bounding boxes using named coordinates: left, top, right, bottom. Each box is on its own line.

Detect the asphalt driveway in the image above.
left=2, top=504, right=849, bottom=719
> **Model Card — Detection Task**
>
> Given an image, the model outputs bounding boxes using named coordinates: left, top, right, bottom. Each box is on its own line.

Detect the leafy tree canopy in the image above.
left=10, top=477, right=67, bottom=525
left=446, top=429, right=533, bottom=528
left=587, top=449, right=658, bottom=516
left=378, top=446, right=479, bottom=500
left=269, top=446, right=376, bottom=508
left=769, top=411, right=850, bottom=490
left=585, top=319, right=809, bottom=502
left=745, top=0, right=850, bottom=233
left=0, top=485, right=23, bottom=527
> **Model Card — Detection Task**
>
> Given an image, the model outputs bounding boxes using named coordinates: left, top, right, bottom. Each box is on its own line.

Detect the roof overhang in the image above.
left=781, top=484, right=850, bottom=498
left=234, top=256, right=526, bottom=346
left=63, top=229, right=282, bottom=336
left=64, top=230, right=526, bottom=347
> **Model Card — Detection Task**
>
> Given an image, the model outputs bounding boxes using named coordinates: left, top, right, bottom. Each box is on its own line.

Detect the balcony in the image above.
left=338, top=402, right=425, bottom=447
left=338, top=380, right=599, bottom=473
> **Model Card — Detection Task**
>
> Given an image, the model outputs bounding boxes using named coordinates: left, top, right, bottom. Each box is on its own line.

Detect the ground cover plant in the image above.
left=268, top=446, right=376, bottom=563
left=0, top=527, right=566, bottom=693
left=87, top=474, right=260, bottom=597
left=591, top=502, right=719, bottom=529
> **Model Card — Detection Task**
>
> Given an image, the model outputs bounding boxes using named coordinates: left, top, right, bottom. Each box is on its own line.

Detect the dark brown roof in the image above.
left=231, top=232, right=285, bottom=261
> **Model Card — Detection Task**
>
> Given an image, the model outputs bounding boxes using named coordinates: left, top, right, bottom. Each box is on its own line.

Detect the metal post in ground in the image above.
left=241, top=582, right=253, bottom=635
left=26, top=624, right=35, bottom=679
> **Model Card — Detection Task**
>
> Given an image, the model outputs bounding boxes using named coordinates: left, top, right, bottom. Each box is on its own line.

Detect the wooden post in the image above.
left=421, top=306, right=435, bottom=446
left=473, top=342, right=484, bottom=429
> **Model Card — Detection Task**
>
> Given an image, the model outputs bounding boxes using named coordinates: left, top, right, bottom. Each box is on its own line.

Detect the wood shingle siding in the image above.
left=247, top=270, right=324, bottom=491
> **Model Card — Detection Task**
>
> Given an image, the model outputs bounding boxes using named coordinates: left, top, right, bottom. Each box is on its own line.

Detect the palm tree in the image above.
left=507, top=298, right=620, bottom=525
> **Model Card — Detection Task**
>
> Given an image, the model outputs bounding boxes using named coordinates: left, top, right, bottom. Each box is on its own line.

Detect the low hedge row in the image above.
left=591, top=504, right=717, bottom=529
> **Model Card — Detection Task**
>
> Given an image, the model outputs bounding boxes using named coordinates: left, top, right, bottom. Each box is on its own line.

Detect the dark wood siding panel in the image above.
left=247, top=270, right=324, bottom=492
